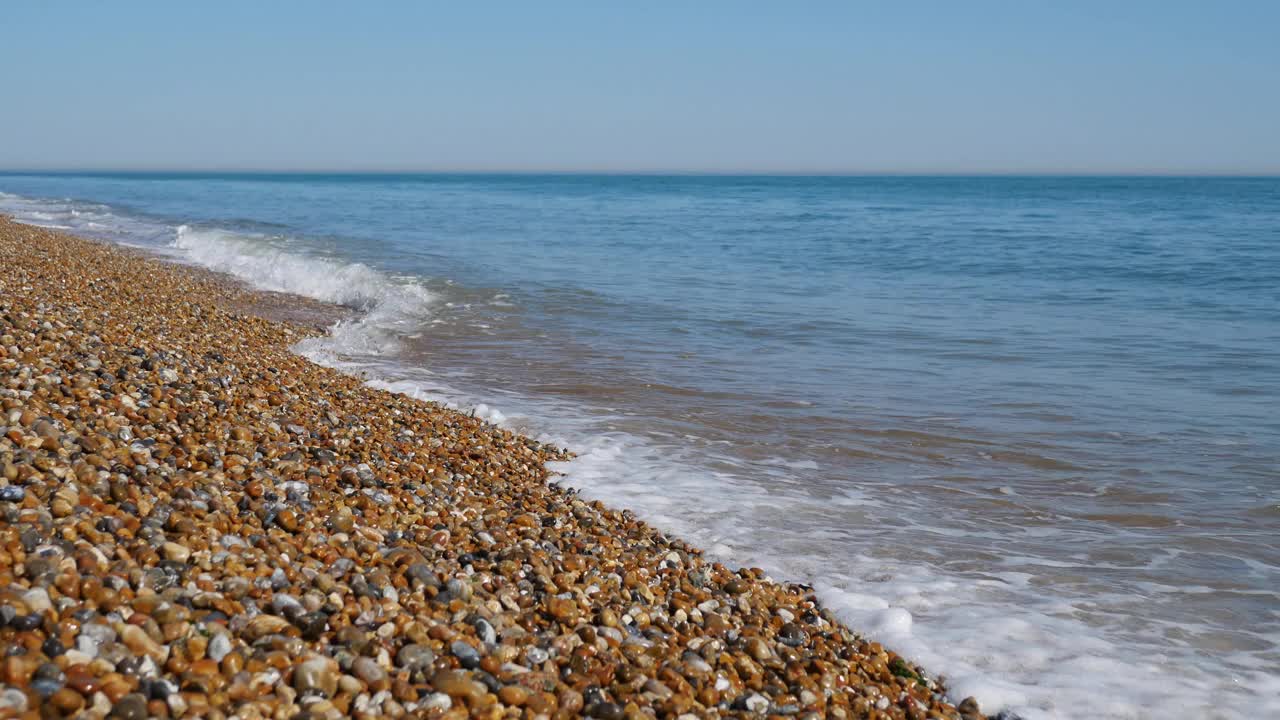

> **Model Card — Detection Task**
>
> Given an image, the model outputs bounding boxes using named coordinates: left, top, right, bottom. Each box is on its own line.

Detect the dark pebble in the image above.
left=41, top=636, right=65, bottom=657
left=778, top=622, right=808, bottom=647
left=473, top=669, right=501, bottom=694
left=32, top=663, right=65, bottom=698
left=450, top=640, right=481, bottom=669
left=587, top=702, right=626, bottom=720
left=109, top=692, right=149, bottom=720
left=12, top=615, right=42, bottom=632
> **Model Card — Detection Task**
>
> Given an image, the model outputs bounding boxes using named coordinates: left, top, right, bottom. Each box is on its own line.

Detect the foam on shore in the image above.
left=171, top=225, right=436, bottom=357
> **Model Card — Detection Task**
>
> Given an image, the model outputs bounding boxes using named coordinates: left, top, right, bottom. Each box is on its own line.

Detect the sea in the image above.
left=1, top=173, right=1276, bottom=719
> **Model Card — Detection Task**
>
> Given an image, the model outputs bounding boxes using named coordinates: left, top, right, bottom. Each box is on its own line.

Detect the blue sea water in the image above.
left=1, top=173, right=1277, bottom=719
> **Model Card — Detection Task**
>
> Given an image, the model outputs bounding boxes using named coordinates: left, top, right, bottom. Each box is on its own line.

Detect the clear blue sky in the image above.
left=3, top=1, right=1277, bottom=173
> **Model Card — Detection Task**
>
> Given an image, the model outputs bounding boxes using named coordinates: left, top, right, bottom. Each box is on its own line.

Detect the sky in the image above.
left=2, top=1, right=1277, bottom=174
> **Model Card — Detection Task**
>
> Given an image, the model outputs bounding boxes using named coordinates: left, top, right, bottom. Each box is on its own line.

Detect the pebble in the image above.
left=743, top=692, right=770, bottom=714
left=473, top=616, right=497, bottom=644
left=119, top=624, right=166, bottom=661
left=498, top=684, right=530, bottom=706
left=294, top=656, right=338, bottom=698
left=0, top=218, right=979, bottom=720
left=524, top=646, right=549, bottom=666
left=161, top=541, right=191, bottom=563
left=431, top=669, right=485, bottom=702
left=22, top=587, right=52, bottom=614
left=51, top=687, right=86, bottom=713
left=351, top=656, right=386, bottom=685
left=0, top=688, right=28, bottom=713
left=588, top=701, right=627, bottom=719
left=450, top=639, right=482, bottom=669
left=109, top=693, right=149, bottom=720
left=206, top=633, right=232, bottom=662
left=395, top=643, right=434, bottom=672
left=421, top=692, right=452, bottom=712
left=31, top=662, right=65, bottom=698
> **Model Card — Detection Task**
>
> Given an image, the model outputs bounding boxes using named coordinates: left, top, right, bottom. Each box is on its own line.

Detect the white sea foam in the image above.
left=0, top=190, right=434, bottom=370
left=0, top=193, right=171, bottom=247
left=165, top=226, right=437, bottom=358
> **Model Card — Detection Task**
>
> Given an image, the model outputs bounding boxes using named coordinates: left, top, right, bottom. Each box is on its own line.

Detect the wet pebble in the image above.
left=396, top=643, right=434, bottom=672
left=108, top=693, right=149, bottom=720
left=352, top=656, right=386, bottom=685
left=450, top=640, right=482, bottom=669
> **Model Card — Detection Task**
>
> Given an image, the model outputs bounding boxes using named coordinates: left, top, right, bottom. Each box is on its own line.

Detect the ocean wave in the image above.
left=170, top=225, right=436, bottom=358
left=172, top=225, right=388, bottom=308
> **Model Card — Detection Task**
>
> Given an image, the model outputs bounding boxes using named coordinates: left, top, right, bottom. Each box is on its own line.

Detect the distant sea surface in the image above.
left=2, top=173, right=1277, bottom=719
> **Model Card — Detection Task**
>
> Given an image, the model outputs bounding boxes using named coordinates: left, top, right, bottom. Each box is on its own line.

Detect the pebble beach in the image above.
left=0, top=216, right=983, bottom=719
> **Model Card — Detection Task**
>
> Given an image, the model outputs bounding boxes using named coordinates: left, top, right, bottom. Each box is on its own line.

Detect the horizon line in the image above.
left=2, top=167, right=1279, bottom=178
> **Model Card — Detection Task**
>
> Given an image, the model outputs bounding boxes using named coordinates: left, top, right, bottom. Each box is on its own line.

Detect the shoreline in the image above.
left=0, top=216, right=982, bottom=718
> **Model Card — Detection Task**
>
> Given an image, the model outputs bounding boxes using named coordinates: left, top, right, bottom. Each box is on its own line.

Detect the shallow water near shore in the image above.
left=2, top=173, right=1278, bottom=719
